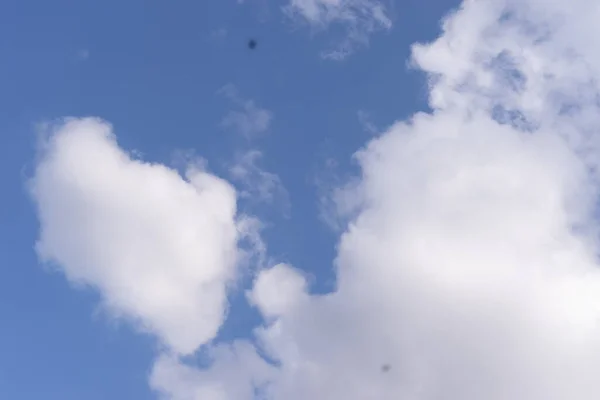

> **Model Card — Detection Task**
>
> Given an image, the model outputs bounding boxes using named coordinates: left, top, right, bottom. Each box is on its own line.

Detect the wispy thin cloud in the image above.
left=229, top=149, right=290, bottom=215
left=219, top=84, right=273, bottom=138
left=284, top=0, right=392, bottom=59
left=357, top=110, right=378, bottom=134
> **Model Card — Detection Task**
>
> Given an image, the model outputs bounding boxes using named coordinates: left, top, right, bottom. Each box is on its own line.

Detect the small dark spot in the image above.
left=381, top=364, right=391, bottom=373
left=248, top=39, right=257, bottom=49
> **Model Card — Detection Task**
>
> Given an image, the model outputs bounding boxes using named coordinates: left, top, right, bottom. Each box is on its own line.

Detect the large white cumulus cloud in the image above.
left=30, top=118, right=242, bottom=355
left=154, top=114, right=600, bottom=399
left=152, top=0, right=600, bottom=399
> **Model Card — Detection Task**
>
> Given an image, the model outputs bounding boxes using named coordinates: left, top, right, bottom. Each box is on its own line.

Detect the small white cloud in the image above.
left=248, top=263, right=307, bottom=319
left=220, top=85, right=273, bottom=138
left=29, top=118, right=244, bottom=355
left=229, top=150, right=289, bottom=211
left=283, top=0, right=392, bottom=59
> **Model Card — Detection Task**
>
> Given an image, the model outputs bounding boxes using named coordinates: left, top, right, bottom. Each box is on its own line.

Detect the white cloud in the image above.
left=150, top=341, right=274, bottom=400
left=248, top=263, right=308, bottom=319
left=284, top=0, right=392, bottom=59
left=229, top=150, right=289, bottom=211
left=220, top=85, right=273, bottom=138
left=29, top=118, right=245, bottom=356
left=152, top=0, right=600, bottom=399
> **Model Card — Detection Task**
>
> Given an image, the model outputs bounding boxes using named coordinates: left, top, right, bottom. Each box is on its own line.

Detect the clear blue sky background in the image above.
left=0, top=1, right=458, bottom=398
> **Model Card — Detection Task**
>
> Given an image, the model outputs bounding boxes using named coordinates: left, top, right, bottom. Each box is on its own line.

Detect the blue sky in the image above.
left=5, top=0, right=600, bottom=399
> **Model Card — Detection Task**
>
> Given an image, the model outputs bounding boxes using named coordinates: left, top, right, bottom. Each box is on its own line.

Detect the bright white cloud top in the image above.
left=30, top=0, right=600, bottom=399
